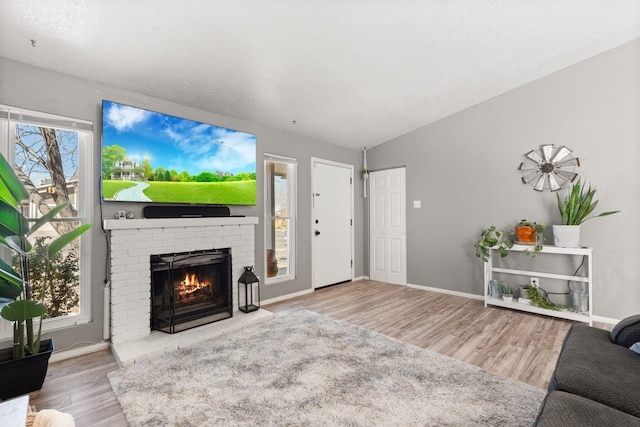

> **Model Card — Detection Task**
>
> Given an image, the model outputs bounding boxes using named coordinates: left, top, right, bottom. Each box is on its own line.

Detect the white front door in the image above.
left=369, top=168, right=406, bottom=285
left=312, top=158, right=353, bottom=289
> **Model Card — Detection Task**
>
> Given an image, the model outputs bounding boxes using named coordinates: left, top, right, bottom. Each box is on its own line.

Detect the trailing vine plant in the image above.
left=526, top=287, right=564, bottom=311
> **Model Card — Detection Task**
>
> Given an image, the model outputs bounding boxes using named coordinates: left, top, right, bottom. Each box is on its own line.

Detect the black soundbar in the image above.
left=143, top=205, right=231, bottom=218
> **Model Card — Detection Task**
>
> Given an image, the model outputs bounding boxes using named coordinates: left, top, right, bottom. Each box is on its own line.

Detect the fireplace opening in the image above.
left=150, top=248, right=232, bottom=334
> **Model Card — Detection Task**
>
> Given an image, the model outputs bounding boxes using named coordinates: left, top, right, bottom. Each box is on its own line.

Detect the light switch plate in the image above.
left=413, top=200, right=421, bottom=208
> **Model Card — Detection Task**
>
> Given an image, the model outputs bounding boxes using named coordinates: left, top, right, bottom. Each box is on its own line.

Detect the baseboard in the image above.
left=50, top=341, right=111, bottom=363
left=261, top=288, right=314, bottom=306
left=592, top=315, right=619, bottom=326
left=408, top=283, right=620, bottom=325
left=407, top=283, right=484, bottom=301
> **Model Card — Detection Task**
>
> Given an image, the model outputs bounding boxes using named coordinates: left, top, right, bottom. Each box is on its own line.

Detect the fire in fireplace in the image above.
left=150, top=248, right=232, bottom=334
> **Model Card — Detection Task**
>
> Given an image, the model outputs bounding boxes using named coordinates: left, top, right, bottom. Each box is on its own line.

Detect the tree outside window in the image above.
left=11, top=123, right=82, bottom=318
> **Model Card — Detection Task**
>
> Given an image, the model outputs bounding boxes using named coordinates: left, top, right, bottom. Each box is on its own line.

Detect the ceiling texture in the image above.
left=1, top=1, right=640, bottom=149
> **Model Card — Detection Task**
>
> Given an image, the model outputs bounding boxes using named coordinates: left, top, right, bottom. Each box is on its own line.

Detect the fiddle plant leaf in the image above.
left=0, top=278, right=23, bottom=300
left=0, top=200, right=29, bottom=239
left=0, top=152, right=29, bottom=207
left=26, top=201, right=70, bottom=237
left=47, top=223, right=92, bottom=257
left=1, top=234, right=31, bottom=256
left=0, top=299, right=47, bottom=322
left=0, top=257, right=25, bottom=295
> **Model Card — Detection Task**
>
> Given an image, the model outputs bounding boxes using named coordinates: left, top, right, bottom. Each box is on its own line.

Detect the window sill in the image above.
left=0, top=313, right=89, bottom=340
left=265, top=275, right=295, bottom=285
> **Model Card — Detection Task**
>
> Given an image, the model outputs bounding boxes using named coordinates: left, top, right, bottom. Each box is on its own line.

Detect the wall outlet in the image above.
left=530, top=277, right=539, bottom=287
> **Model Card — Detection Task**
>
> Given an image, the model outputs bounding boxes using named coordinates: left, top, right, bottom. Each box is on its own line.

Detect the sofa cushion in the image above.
left=610, top=315, right=640, bottom=347
left=535, top=391, right=640, bottom=427
left=549, top=324, right=640, bottom=418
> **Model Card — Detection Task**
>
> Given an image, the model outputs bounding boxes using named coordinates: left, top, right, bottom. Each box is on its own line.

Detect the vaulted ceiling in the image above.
left=1, top=1, right=639, bottom=149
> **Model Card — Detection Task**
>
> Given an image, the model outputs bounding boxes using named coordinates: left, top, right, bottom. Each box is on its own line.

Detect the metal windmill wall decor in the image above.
left=519, top=144, right=580, bottom=192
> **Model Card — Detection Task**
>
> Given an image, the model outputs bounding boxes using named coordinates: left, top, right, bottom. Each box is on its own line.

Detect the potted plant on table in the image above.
left=0, top=153, right=91, bottom=400
left=513, top=219, right=545, bottom=257
left=554, top=179, right=619, bottom=248
left=474, top=226, right=513, bottom=262
left=500, top=283, right=514, bottom=303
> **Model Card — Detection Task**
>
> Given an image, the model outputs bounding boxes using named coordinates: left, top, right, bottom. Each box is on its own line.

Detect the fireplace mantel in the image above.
left=104, top=216, right=258, bottom=230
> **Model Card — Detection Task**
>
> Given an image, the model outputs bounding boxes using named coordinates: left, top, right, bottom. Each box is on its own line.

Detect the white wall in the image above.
left=368, top=38, right=640, bottom=320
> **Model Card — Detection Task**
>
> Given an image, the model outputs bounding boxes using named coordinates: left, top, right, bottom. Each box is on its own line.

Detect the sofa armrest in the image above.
left=550, top=324, right=640, bottom=418
left=610, top=315, right=640, bottom=347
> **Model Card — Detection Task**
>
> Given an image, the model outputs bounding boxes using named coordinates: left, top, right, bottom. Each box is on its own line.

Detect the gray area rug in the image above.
left=109, top=310, right=545, bottom=426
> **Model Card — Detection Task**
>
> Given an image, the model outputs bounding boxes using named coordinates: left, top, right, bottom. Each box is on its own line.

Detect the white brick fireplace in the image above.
left=103, top=216, right=267, bottom=364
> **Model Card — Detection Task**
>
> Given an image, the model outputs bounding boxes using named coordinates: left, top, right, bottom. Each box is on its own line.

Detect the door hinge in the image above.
left=350, top=177, right=352, bottom=184
left=351, top=260, right=353, bottom=267
left=350, top=219, right=353, bottom=226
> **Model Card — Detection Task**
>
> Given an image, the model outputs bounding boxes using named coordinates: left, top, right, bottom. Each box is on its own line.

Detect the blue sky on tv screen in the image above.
left=102, top=101, right=256, bottom=176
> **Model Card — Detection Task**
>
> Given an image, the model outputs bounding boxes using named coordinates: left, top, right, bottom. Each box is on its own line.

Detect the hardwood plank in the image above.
left=25, top=279, right=609, bottom=425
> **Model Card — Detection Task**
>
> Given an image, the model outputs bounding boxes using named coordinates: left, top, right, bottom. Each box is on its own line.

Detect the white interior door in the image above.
left=312, top=159, right=353, bottom=289
left=369, top=168, right=406, bottom=285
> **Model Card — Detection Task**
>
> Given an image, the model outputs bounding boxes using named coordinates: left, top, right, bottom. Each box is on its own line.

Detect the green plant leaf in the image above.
left=0, top=277, right=22, bottom=300
left=0, top=257, right=25, bottom=294
left=1, top=234, right=31, bottom=256
left=26, top=201, right=70, bottom=237
left=0, top=299, right=47, bottom=322
left=558, top=179, right=619, bottom=225
left=47, top=223, right=92, bottom=257
left=0, top=200, right=29, bottom=238
left=0, top=153, right=29, bottom=207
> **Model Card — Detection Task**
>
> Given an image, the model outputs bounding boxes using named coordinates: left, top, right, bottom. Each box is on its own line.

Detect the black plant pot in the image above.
left=0, top=338, right=54, bottom=400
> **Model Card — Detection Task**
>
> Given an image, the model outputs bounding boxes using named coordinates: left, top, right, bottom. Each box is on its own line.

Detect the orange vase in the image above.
left=515, top=226, right=537, bottom=243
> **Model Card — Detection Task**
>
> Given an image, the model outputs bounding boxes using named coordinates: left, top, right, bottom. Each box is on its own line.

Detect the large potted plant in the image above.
left=0, top=153, right=91, bottom=400
left=554, top=179, right=619, bottom=247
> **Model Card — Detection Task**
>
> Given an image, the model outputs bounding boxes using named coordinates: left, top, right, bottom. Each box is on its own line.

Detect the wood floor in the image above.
left=28, top=280, right=611, bottom=426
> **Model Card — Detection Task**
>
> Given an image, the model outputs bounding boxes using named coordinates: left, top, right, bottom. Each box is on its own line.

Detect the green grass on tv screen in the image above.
left=103, top=180, right=136, bottom=199
left=103, top=180, right=256, bottom=205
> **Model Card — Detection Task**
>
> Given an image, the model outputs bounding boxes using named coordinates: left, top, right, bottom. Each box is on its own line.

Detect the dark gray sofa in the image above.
left=534, top=315, right=640, bottom=426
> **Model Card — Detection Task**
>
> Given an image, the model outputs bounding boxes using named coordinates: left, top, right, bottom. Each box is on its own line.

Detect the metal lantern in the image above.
left=238, top=266, right=260, bottom=313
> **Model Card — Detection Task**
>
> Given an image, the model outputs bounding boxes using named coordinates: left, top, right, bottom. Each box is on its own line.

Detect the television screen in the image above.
left=101, top=100, right=256, bottom=205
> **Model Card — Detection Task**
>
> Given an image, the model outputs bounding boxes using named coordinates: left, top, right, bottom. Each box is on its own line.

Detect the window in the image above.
left=0, top=106, right=93, bottom=334
left=264, top=154, right=297, bottom=283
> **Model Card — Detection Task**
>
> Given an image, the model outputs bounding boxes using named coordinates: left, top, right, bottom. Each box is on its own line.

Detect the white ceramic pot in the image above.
left=553, top=225, right=581, bottom=248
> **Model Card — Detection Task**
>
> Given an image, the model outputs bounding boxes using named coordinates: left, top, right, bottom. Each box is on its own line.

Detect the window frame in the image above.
left=264, top=153, right=297, bottom=284
left=0, top=105, right=93, bottom=336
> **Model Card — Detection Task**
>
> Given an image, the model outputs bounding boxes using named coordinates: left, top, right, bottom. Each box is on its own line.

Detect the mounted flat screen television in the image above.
left=101, top=100, right=257, bottom=205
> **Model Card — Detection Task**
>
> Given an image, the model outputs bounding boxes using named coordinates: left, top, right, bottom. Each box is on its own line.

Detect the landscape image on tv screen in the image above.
left=101, top=100, right=257, bottom=205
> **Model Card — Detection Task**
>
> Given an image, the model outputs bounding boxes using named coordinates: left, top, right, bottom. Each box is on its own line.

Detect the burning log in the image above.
left=176, top=273, right=213, bottom=300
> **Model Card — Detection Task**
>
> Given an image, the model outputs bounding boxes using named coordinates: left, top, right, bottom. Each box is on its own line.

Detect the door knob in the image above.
left=315, top=230, right=321, bottom=236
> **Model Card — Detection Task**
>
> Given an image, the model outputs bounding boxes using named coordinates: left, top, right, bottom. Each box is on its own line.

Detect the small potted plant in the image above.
left=500, top=283, right=514, bottom=302
left=554, top=179, right=619, bottom=248
left=518, top=285, right=531, bottom=305
left=0, top=153, right=91, bottom=400
left=474, top=226, right=514, bottom=262
left=514, top=219, right=545, bottom=256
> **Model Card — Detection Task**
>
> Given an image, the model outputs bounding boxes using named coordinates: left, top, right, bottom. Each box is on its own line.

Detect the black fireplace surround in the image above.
left=150, top=248, right=232, bottom=334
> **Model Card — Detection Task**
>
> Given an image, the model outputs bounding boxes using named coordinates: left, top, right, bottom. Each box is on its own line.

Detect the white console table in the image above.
left=483, top=244, right=593, bottom=325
